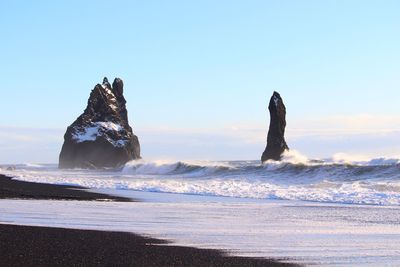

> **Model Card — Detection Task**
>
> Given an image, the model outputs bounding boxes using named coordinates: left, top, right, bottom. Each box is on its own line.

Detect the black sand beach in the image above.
left=0, top=224, right=299, bottom=267
left=0, top=174, right=299, bottom=266
left=0, top=174, right=132, bottom=201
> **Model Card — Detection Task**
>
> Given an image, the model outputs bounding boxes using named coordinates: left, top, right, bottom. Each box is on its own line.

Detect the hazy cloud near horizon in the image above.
left=1, top=113, right=400, bottom=164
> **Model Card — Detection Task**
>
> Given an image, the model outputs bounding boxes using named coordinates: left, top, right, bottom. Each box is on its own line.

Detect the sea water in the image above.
left=2, top=150, right=400, bottom=206
left=1, top=151, right=400, bottom=266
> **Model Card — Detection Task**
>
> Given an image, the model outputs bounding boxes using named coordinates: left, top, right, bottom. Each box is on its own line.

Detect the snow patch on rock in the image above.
left=273, top=95, right=279, bottom=107
left=72, top=122, right=126, bottom=147
left=96, top=121, right=123, bottom=132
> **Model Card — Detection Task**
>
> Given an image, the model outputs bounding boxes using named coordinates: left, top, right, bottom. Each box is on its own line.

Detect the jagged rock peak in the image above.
left=261, top=91, right=289, bottom=162
left=272, top=91, right=280, bottom=107
left=59, top=77, right=141, bottom=169
left=102, top=77, right=111, bottom=89
left=112, top=78, right=124, bottom=97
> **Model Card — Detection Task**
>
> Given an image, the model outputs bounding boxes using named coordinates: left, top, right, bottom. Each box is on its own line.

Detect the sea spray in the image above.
left=3, top=152, right=400, bottom=205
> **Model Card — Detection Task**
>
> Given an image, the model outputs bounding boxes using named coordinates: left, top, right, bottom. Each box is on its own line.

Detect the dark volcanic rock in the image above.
left=59, top=77, right=141, bottom=169
left=261, top=91, right=289, bottom=162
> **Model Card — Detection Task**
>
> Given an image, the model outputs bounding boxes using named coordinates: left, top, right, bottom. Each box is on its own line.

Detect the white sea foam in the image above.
left=3, top=152, right=400, bottom=266
left=329, top=152, right=400, bottom=166
left=123, top=160, right=185, bottom=175
left=122, top=159, right=235, bottom=176
left=263, top=150, right=400, bottom=167
left=2, top=152, right=400, bottom=205
left=20, top=163, right=45, bottom=168
left=262, top=150, right=310, bottom=169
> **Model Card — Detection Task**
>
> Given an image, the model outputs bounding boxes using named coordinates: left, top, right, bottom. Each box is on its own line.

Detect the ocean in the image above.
left=3, top=150, right=400, bottom=206
left=2, top=150, right=400, bottom=266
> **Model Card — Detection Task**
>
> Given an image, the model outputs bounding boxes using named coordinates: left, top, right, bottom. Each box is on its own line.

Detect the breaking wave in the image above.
left=3, top=150, right=400, bottom=206
left=122, top=160, right=234, bottom=176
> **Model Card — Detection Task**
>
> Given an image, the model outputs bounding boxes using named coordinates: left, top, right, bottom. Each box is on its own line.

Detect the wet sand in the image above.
left=0, top=174, right=299, bottom=266
left=0, top=224, right=299, bottom=267
left=0, top=174, right=132, bottom=201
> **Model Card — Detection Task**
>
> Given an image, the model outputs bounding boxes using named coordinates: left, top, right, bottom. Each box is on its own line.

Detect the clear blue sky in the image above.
left=1, top=1, right=400, bottom=163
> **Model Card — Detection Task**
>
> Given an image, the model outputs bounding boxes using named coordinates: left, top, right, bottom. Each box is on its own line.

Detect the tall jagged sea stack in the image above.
left=261, top=91, right=289, bottom=162
left=59, top=77, right=141, bottom=169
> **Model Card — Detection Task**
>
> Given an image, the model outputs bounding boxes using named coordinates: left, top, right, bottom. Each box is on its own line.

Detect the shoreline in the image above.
left=0, top=224, right=298, bottom=267
left=0, top=173, right=300, bottom=266
left=0, top=174, right=133, bottom=202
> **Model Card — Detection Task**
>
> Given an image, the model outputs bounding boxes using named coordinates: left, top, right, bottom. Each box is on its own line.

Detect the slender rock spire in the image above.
left=261, top=91, right=289, bottom=162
